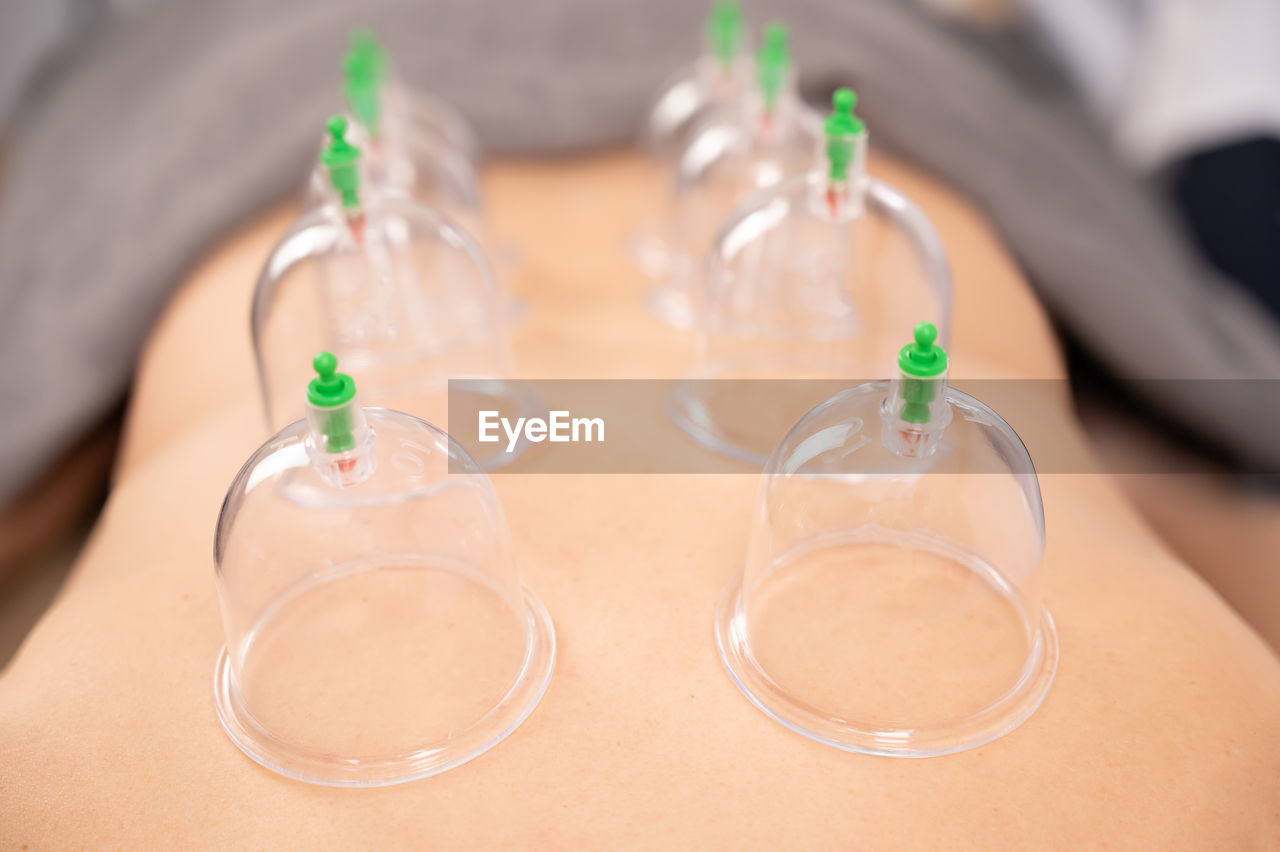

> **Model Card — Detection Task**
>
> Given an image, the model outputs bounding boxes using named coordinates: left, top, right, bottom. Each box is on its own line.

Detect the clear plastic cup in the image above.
left=714, top=325, right=1058, bottom=756
left=213, top=356, right=555, bottom=786
left=668, top=169, right=953, bottom=465
left=305, top=116, right=485, bottom=235
left=638, top=23, right=820, bottom=327
left=640, top=1, right=753, bottom=157
left=256, top=152, right=537, bottom=471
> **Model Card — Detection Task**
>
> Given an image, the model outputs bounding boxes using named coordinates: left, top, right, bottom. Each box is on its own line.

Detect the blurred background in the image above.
left=1, top=0, right=1277, bottom=662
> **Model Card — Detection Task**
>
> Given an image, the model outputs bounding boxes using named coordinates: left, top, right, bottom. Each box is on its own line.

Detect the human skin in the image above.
left=2, top=153, right=1278, bottom=848
left=1082, top=402, right=1280, bottom=653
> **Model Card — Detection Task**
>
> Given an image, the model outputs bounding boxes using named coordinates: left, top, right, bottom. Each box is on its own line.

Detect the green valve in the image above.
left=307, top=351, right=359, bottom=452
left=824, top=88, right=866, bottom=182
left=706, top=0, right=744, bottom=70
left=757, top=23, right=790, bottom=112
left=319, top=115, right=362, bottom=209
left=343, top=29, right=386, bottom=134
left=897, top=322, right=948, bottom=424
left=898, top=322, right=947, bottom=377
left=348, top=28, right=387, bottom=82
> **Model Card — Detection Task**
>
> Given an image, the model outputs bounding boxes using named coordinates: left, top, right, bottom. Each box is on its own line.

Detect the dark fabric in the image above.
left=1, top=0, right=1279, bottom=507
left=1173, top=136, right=1280, bottom=320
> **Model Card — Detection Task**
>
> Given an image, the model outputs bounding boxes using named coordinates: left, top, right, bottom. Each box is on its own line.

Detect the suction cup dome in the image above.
left=305, top=33, right=485, bottom=238
left=642, top=22, right=821, bottom=327
left=715, top=325, right=1057, bottom=756
left=340, top=28, right=479, bottom=169
left=641, top=0, right=753, bottom=156
left=669, top=89, right=952, bottom=466
left=213, top=354, right=555, bottom=786
left=258, top=117, right=534, bottom=471
left=305, top=115, right=485, bottom=229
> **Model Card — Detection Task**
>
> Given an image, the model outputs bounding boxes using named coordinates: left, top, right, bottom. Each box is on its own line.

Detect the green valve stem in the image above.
left=757, top=22, right=790, bottom=114
left=306, top=351, right=360, bottom=453
left=304, top=351, right=375, bottom=486
left=307, top=351, right=357, bottom=407
left=901, top=319, right=952, bottom=422
left=882, top=322, right=950, bottom=459
left=347, top=28, right=387, bottom=82
left=343, top=28, right=386, bottom=135
left=897, top=322, right=948, bottom=425
left=898, top=321, right=948, bottom=377
left=706, top=0, right=744, bottom=71
left=824, top=87, right=866, bottom=183
left=319, top=115, right=362, bottom=209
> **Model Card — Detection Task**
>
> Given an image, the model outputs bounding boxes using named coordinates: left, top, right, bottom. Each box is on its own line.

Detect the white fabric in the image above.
left=1025, top=0, right=1280, bottom=169
left=1119, top=0, right=1280, bottom=168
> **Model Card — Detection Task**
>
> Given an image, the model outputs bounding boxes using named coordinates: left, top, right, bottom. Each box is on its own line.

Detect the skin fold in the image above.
left=2, top=153, right=1277, bottom=849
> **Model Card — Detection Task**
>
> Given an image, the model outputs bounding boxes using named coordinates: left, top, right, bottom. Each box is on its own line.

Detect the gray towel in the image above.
left=1, top=0, right=1277, bottom=508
